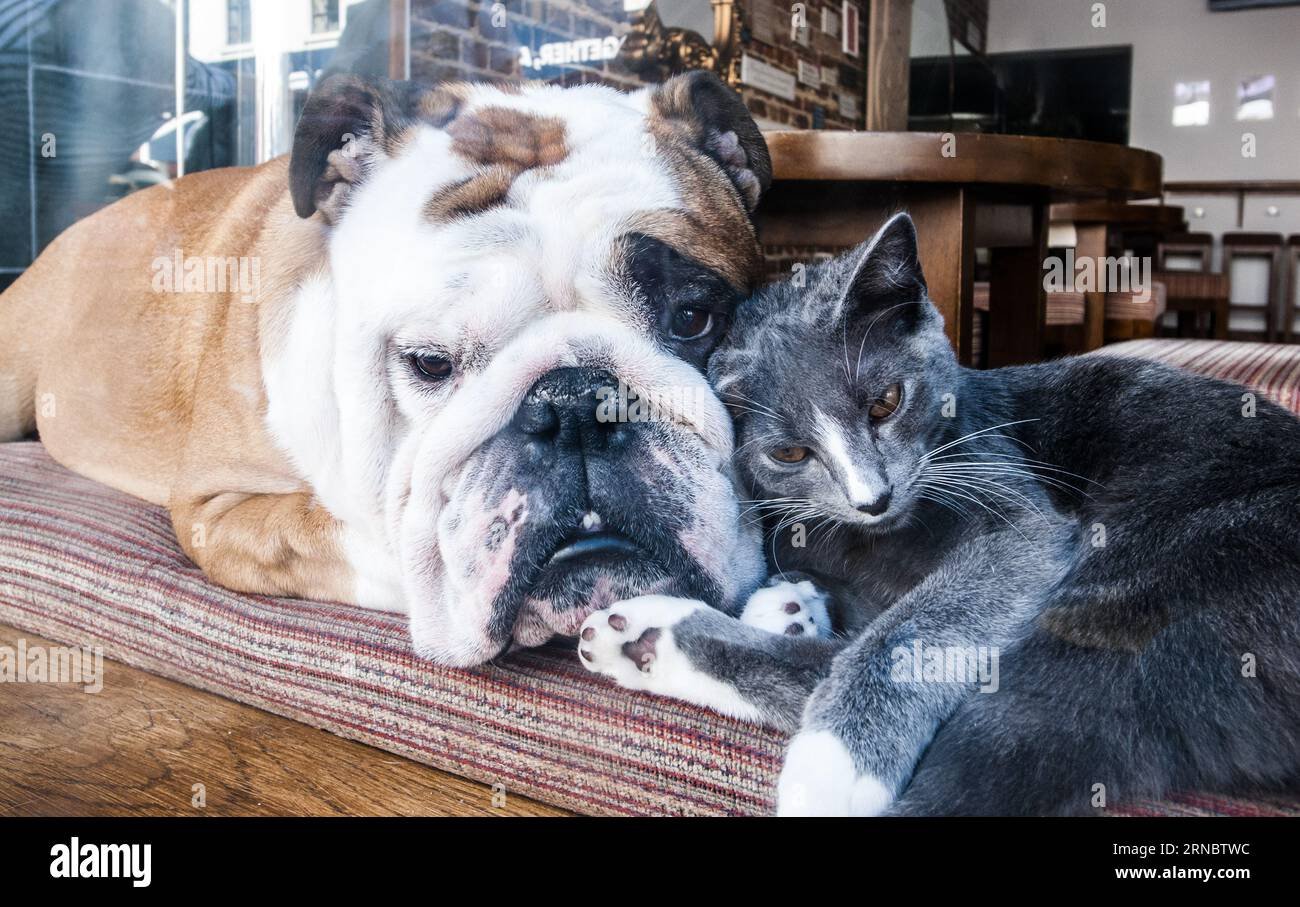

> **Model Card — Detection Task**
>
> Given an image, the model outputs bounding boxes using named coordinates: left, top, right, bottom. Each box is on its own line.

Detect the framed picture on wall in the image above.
left=842, top=1, right=860, bottom=57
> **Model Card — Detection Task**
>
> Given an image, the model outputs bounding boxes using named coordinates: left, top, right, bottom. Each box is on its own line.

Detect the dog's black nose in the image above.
left=513, top=367, right=626, bottom=451
left=856, top=490, right=892, bottom=516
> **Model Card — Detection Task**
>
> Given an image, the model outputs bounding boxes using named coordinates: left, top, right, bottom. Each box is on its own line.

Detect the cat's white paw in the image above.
left=741, top=579, right=831, bottom=638
left=577, top=595, right=763, bottom=722
left=776, top=730, right=893, bottom=817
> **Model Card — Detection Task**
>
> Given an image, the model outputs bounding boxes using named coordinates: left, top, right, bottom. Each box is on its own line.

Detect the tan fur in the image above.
left=421, top=108, right=569, bottom=224
left=0, top=158, right=354, bottom=602
left=638, top=111, right=764, bottom=289
left=447, top=107, right=568, bottom=170
left=423, top=166, right=516, bottom=223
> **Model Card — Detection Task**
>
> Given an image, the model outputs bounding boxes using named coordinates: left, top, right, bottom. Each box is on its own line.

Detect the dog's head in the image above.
left=287, top=73, right=770, bottom=665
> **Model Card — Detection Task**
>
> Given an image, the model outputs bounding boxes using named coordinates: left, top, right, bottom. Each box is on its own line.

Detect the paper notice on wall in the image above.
left=822, top=8, right=841, bottom=38
left=797, top=60, right=821, bottom=89
left=741, top=53, right=797, bottom=102
left=747, top=0, right=781, bottom=45
left=837, top=92, right=860, bottom=120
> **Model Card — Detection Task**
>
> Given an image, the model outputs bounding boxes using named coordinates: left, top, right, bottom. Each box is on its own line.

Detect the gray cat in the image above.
left=576, top=213, right=1300, bottom=816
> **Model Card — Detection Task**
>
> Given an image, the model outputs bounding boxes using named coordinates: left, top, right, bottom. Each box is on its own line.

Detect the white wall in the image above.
left=987, top=0, right=1300, bottom=182
left=910, top=0, right=972, bottom=57
left=989, top=0, right=1300, bottom=333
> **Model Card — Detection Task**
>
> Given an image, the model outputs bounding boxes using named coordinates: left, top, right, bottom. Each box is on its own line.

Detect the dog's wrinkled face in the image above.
left=284, top=74, right=770, bottom=665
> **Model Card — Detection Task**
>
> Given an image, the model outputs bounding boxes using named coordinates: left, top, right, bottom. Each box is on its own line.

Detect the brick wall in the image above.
left=736, top=0, right=866, bottom=130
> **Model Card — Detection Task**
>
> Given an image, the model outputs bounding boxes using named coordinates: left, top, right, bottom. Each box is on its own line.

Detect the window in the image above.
left=226, top=0, right=251, bottom=46
left=1236, top=74, right=1275, bottom=122
left=1172, top=80, right=1210, bottom=127
left=312, top=0, right=341, bottom=35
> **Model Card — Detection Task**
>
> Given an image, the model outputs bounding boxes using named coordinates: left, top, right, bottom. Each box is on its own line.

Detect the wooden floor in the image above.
left=0, top=623, right=570, bottom=817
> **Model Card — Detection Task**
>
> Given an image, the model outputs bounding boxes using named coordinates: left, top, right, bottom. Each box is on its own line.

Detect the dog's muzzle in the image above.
left=398, top=312, right=763, bottom=666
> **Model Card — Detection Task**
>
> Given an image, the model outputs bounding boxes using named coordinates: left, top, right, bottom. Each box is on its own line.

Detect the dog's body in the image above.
left=0, top=73, right=772, bottom=665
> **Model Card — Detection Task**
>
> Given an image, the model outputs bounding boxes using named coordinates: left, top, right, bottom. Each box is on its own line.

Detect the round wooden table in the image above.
left=758, top=132, right=1164, bottom=366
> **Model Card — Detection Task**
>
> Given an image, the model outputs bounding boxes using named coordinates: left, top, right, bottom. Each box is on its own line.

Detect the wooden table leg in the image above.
left=1214, top=296, right=1230, bottom=339
left=1075, top=222, right=1108, bottom=352
left=986, top=199, right=1049, bottom=367
left=907, top=187, right=976, bottom=364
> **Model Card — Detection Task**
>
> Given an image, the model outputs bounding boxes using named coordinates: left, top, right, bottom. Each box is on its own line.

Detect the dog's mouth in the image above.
left=545, top=512, right=642, bottom=567
left=499, top=504, right=691, bottom=634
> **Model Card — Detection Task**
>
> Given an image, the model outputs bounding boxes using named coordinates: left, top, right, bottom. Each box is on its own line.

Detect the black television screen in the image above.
left=1209, top=0, right=1300, bottom=10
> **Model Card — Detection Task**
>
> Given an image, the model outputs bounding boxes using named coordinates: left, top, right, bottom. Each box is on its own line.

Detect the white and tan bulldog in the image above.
left=0, top=72, right=771, bottom=666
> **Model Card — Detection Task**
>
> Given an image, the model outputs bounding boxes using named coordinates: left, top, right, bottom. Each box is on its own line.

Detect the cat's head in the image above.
left=709, top=213, right=958, bottom=531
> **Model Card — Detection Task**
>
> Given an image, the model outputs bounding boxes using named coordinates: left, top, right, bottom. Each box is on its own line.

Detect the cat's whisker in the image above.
left=842, top=318, right=854, bottom=389
left=923, top=451, right=1104, bottom=490
left=923, top=462, right=1096, bottom=501
left=916, top=478, right=1033, bottom=545
left=923, top=473, right=1050, bottom=526
left=921, top=419, right=1041, bottom=461
left=852, top=300, right=931, bottom=385
left=723, top=389, right=783, bottom=418
left=915, top=489, right=970, bottom=521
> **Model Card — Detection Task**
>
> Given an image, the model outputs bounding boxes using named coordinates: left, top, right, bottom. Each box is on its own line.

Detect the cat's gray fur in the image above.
left=664, top=213, right=1300, bottom=814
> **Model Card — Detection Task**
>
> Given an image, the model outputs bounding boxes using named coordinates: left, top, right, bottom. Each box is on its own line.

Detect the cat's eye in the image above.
left=769, top=446, right=810, bottom=464
left=408, top=353, right=454, bottom=382
left=670, top=307, right=714, bottom=341
left=868, top=383, right=903, bottom=421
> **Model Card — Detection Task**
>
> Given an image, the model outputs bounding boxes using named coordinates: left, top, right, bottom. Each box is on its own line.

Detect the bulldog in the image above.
left=0, top=72, right=771, bottom=666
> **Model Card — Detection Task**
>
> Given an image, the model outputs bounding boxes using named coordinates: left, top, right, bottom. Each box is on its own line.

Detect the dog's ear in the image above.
left=289, top=75, right=454, bottom=221
left=648, top=71, right=772, bottom=213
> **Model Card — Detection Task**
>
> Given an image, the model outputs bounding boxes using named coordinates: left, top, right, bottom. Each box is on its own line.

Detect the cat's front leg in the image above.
left=577, top=581, right=844, bottom=730
left=776, top=528, right=1060, bottom=816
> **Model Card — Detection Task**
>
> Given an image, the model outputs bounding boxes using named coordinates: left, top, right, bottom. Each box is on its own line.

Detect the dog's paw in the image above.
left=740, top=579, right=831, bottom=638
left=776, top=731, right=893, bottom=817
left=577, top=595, right=763, bottom=722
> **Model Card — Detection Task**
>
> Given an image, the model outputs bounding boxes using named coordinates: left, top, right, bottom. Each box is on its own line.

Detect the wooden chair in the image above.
left=1284, top=235, right=1300, bottom=344
left=1155, top=270, right=1229, bottom=339
left=1222, top=232, right=1285, bottom=341
left=1158, top=232, right=1214, bottom=272
left=974, top=282, right=1086, bottom=362
left=1104, top=280, right=1167, bottom=342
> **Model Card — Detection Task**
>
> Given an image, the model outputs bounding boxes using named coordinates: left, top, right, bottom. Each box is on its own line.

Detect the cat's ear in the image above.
left=840, top=213, right=929, bottom=320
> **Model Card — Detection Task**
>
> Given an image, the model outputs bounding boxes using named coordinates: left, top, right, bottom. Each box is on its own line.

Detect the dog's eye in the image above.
left=408, top=353, right=453, bottom=382
left=670, top=307, right=714, bottom=341
left=868, top=383, right=903, bottom=421
left=769, top=446, right=810, bottom=464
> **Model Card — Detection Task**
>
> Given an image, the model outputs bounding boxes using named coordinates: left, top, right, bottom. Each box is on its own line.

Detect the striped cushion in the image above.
left=1, top=440, right=1296, bottom=816
left=0, top=443, right=784, bottom=817
left=1097, top=339, right=1300, bottom=415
